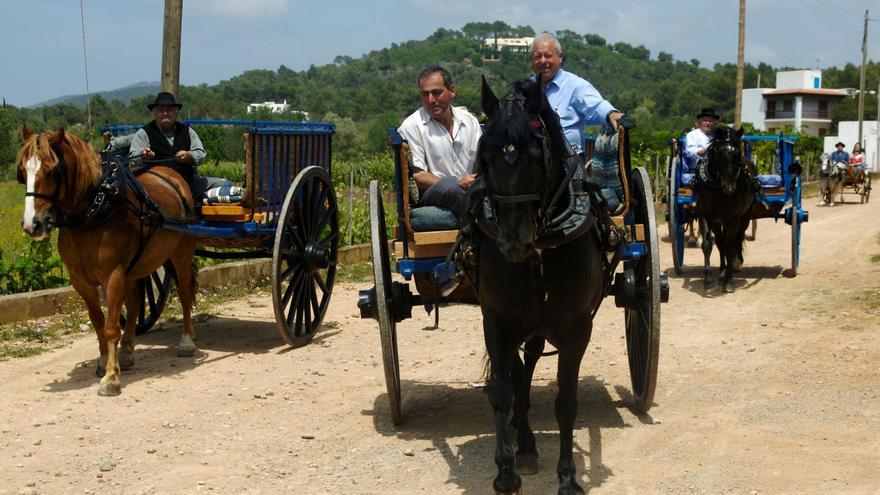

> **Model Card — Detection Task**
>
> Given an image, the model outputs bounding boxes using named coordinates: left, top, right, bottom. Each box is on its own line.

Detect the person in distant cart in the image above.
left=129, top=92, right=229, bottom=200
left=830, top=141, right=850, bottom=167
left=397, top=65, right=482, bottom=218
left=684, top=108, right=721, bottom=173
left=850, top=142, right=866, bottom=180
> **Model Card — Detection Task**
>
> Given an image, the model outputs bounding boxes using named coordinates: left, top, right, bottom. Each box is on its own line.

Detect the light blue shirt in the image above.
left=533, top=68, right=617, bottom=153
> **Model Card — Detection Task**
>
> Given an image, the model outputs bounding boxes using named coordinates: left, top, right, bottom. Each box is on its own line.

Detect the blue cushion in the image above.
left=757, top=175, right=783, bottom=188
left=681, top=173, right=696, bottom=186
left=410, top=206, right=459, bottom=231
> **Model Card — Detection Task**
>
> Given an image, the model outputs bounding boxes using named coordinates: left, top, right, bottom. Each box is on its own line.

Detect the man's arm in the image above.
left=187, top=127, right=206, bottom=166
left=573, top=82, right=618, bottom=127
left=128, top=129, right=151, bottom=160
left=684, top=130, right=705, bottom=160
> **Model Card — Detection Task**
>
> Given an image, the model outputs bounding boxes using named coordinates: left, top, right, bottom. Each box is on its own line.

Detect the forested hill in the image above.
left=1, top=21, right=878, bottom=164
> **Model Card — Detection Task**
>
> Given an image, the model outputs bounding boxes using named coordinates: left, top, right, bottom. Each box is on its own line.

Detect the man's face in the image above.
left=531, top=39, right=562, bottom=84
left=836, top=145, right=845, bottom=152
left=152, top=105, right=179, bottom=131
left=419, top=72, right=455, bottom=120
left=698, top=117, right=717, bottom=134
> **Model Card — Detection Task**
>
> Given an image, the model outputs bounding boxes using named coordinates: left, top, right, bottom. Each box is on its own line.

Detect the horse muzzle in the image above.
left=22, top=210, right=54, bottom=240
left=721, top=183, right=737, bottom=195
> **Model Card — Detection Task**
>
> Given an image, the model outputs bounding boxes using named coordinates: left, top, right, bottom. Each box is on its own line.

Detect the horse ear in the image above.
left=21, top=123, right=32, bottom=140
left=481, top=76, right=499, bottom=119
left=50, top=126, right=66, bottom=146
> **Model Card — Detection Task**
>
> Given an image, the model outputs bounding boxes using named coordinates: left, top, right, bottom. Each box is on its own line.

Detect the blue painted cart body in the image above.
left=666, top=134, right=808, bottom=275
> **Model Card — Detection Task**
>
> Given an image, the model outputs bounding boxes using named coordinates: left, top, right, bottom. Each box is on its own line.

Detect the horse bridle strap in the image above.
left=491, top=192, right=540, bottom=204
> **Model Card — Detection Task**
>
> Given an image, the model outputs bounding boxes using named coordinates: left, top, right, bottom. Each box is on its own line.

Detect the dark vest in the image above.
left=142, top=121, right=194, bottom=184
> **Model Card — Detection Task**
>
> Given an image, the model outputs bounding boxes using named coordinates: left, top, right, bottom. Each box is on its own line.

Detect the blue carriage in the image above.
left=357, top=125, right=669, bottom=425
left=666, top=134, right=808, bottom=276
left=101, top=120, right=339, bottom=347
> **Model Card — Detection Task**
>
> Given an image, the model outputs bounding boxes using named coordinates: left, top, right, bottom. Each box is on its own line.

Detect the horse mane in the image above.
left=18, top=130, right=101, bottom=202
left=480, top=79, right=569, bottom=167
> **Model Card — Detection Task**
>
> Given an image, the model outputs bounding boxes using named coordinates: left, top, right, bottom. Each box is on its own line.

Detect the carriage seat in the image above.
left=410, top=205, right=459, bottom=231
left=756, top=174, right=783, bottom=188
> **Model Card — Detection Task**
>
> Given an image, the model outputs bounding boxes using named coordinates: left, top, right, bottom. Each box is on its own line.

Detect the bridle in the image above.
left=705, top=136, right=743, bottom=185
left=24, top=134, right=68, bottom=209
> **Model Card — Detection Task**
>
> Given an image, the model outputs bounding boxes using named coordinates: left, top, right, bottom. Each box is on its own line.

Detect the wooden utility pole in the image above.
left=735, top=0, right=746, bottom=128
left=161, top=0, right=183, bottom=97
left=857, top=9, right=869, bottom=146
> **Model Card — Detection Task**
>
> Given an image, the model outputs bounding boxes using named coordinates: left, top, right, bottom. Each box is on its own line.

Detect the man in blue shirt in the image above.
left=830, top=141, right=849, bottom=166
left=530, top=33, right=622, bottom=154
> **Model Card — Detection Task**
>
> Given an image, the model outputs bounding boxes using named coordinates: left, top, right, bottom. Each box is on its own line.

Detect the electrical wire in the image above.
left=80, top=0, right=92, bottom=131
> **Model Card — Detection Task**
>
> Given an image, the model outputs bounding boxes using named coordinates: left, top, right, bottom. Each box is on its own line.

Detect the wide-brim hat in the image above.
left=695, top=107, right=720, bottom=120
left=835, top=141, right=845, bottom=147
left=147, top=92, right=183, bottom=110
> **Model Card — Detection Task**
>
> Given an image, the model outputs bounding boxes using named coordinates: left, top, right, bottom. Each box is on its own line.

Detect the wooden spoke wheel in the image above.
left=271, top=166, right=338, bottom=348
left=625, top=168, right=663, bottom=413
left=122, top=261, right=174, bottom=335
left=666, top=157, right=684, bottom=275
left=368, top=180, right=403, bottom=425
left=788, top=173, right=803, bottom=277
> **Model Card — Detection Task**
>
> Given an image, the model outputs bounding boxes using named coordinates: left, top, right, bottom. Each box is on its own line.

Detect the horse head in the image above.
left=17, top=125, right=100, bottom=239
left=706, top=126, right=746, bottom=195
left=478, top=77, right=567, bottom=263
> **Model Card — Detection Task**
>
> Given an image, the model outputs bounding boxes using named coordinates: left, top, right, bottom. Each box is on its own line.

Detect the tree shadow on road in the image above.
left=364, top=374, right=634, bottom=493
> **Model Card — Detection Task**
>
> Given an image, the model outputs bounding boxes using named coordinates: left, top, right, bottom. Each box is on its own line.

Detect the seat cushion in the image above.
left=410, top=206, right=459, bottom=231
left=681, top=173, right=696, bottom=186
left=757, top=175, right=783, bottom=188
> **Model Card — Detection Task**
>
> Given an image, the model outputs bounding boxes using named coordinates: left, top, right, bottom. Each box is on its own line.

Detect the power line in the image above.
left=80, top=0, right=92, bottom=131
left=797, top=0, right=862, bottom=30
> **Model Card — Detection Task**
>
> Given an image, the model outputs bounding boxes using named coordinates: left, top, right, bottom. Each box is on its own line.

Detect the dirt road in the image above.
left=1, top=195, right=878, bottom=495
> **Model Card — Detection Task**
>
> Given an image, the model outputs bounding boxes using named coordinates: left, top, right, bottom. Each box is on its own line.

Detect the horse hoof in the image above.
left=732, top=259, right=743, bottom=272
left=686, top=237, right=697, bottom=248
left=98, top=382, right=121, bottom=397
left=95, top=365, right=106, bottom=378
left=177, top=346, right=196, bottom=358
left=723, top=282, right=735, bottom=293
left=515, top=453, right=539, bottom=475
left=119, top=354, right=135, bottom=371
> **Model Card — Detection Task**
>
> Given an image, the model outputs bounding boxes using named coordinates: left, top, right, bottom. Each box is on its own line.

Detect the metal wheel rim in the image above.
left=790, top=207, right=800, bottom=277
left=271, top=166, right=338, bottom=348
left=369, top=180, right=402, bottom=425
left=624, top=167, right=661, bottom=413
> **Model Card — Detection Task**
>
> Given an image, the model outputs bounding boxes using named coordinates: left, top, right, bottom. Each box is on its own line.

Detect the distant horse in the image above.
left=17, top=126, right=198, bottom=396
left=470, top=77, right=606, bottom=494
left=818, top=152, right=844, bottom=206
left=694, top=126, right=758, bottom=293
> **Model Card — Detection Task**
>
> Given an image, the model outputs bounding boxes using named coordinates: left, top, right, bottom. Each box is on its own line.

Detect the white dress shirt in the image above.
left=397, top=106, right=481, bottom=179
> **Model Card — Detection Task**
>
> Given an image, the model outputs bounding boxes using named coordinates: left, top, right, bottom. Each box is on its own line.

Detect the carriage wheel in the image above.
left=862, top=175, right=871, bottom=204
left=121, top=261, right=174, bottom=335
left=368, top=180, right=403, bottom=425
left=789, top=174, right=803, bottom=277
left=271, top=166, right=338, bottom=348
left=666, top=157, right=684, bottom=275
left=625, top=168, right=662, bottom=413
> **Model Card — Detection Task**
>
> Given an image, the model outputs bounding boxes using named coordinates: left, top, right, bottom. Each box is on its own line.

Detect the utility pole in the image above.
left=735, top=0, right=746, bottom=128
left=161, top=0, right=183, bottom=97
left=857, top=9, right=868, bottom=146
left=875, top=82, right=879, bottom=172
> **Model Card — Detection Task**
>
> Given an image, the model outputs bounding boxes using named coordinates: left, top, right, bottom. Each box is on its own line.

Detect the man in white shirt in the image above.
left=397, top=65, right=482, bottom=217
left=684, top=108, right=720, bottom=172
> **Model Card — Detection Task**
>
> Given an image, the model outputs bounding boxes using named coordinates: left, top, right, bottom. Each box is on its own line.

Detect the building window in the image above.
left=767, top=100, right=776, bottom=119
left=818, top=100, right=828, bottom=119
left=783, top=100, right=794, bottom=112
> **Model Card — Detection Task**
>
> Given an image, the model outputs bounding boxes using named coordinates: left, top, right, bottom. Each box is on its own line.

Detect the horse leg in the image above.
left=512, top=336, right=544, bottom=475
left=97, top=269, right=126, bottom=396
left=733, top=215, right=749, bottom=273
left=118, top=281, right=142, bottom=371
left=170, top=242, right=198, bottom=357
left=555, top=328, right=589, bottom=495
left=699, top=218, right=714, bottom=287
left=70, top=275, right=107, bottom=378
left=484, top=313, right=521, bottom=495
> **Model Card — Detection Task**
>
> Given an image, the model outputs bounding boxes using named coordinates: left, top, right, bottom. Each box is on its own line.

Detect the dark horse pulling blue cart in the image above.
left=358, top=79, right=668, bottom=494
left=667, top=133, right=808, bottom=285
left=102, top=120, right=339, bottom=347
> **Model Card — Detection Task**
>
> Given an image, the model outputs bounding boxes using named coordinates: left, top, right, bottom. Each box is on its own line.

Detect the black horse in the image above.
left=470, top=77, right=606, bottom=494
left=693, top=126, right=758, bottom=293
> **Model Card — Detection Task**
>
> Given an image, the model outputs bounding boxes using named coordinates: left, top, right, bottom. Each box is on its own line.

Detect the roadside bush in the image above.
left=0, top=240, right=67, bottom=295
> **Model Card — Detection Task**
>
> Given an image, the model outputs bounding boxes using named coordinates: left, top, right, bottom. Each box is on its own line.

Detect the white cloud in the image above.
left=189, top=0, right=288, bottom=19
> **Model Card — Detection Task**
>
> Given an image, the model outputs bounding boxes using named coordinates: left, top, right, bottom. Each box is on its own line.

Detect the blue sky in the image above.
left=1, top=0, right=877, bottom=107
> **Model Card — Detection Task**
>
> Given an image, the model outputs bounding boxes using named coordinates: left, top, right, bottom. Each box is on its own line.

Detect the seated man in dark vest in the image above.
left=128, top=92, right=230, bottom=201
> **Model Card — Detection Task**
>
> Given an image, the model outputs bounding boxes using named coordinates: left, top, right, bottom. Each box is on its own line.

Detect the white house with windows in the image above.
left=246, top=99, right=309, bottom=121
left=742, top=70, right=848, bottom=137
left=483, top=37, right=534, bottom=61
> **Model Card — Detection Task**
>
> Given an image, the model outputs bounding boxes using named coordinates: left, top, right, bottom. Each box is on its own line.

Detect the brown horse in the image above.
left=17, top=126, right=198, bottom=396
